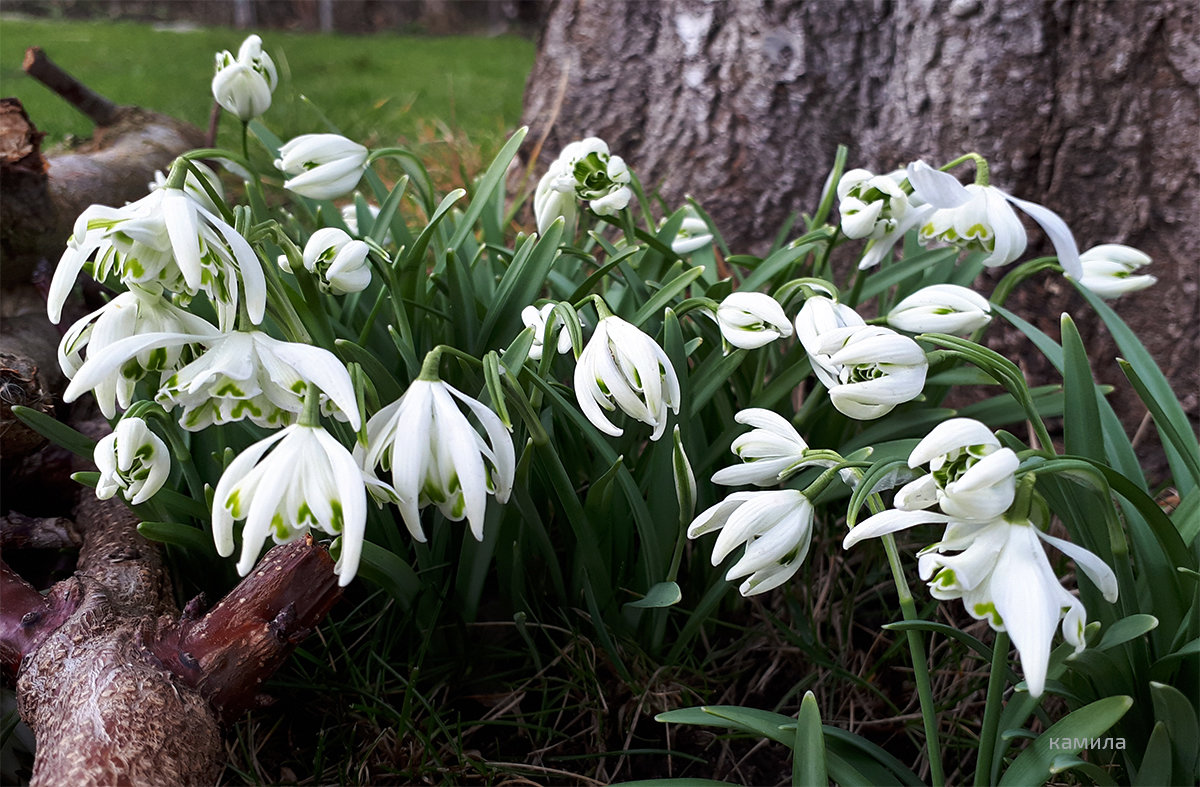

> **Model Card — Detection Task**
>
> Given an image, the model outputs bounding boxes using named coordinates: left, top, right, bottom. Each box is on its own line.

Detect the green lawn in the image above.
left=0, top=17, right=535, bottom=156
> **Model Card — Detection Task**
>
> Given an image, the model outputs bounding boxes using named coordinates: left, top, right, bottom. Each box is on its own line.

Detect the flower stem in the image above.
left=973, top=630, right=1010, bottom=786
left=299, top=382, right=321, bottom=427
left=939, top=153, right=990, bottom=187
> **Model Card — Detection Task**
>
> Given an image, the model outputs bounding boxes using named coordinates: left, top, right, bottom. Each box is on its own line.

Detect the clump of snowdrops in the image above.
left=25, top=33, right=1198, bottom=787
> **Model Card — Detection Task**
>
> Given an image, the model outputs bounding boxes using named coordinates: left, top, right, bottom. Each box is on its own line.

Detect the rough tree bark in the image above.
left=521, top=0, right=1199, bottom=453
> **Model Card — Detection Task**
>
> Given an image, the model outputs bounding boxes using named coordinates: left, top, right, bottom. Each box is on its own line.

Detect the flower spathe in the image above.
left=816, top=325, right=929, bottom=420
left=715, top=292, right=793, bottom=350
left=886, top=283, right=993, bottom=335
left=298, top=227, right=372, bottom=294
left=94, top=417, right=171, bottom=505
left=688, top=490, right=816, bottom=596
left=573, top=314, right=680, bottom=441
left=212, top=34, right=277, bottom=121
left=1075, top=244, right=1156, bottom=298
left=356, top=377, right=515, bottom=543
left=906, top=161, right=1082, bottom=279
left=212, top=423, right=366, bottom=586
left=275, top=134, right=369, bottom=200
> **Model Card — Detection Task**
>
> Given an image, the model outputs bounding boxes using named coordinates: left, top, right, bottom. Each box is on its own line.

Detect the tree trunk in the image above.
left=521, top=0, right=1199, bottom=463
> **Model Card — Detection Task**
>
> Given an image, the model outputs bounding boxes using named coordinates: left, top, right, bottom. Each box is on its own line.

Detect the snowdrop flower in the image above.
left=688, top=490, right=816, bottom=596
left=212, top=423, right=366, bottom=586
left=668, top=208, right=714, bottom=255
left=906, top=161, right=1082, bottom=278
left=356, top=376, right=515, bottom=542
left=522, top=303, right=575, bottom=361
left=574, top=314, right=681, bottom=441
left=715, top=292, right=793, bottom=350
left=793, top=295, right=866, bottom=389
left=212, top=34, right=277, bottom=121
left=93, top=417, right=170, bottom=505
left=816, top=325, right=928, bottom=420
left=896, top=417, right=1019, bottom=521
left=298, top=227, right=372, bottom=294
left=275, top=134, right=369, bottom=200
left=534, top=137, right=632, bottom=235
left=711, top=408, right=829, bottom=487
left=63, top=330, right=360, bottom=432
left=58, top=286, right=220, bottom=418
left=837, top=168, right=910, bottom=240
left=48, top=185, right=266, bottom=329
left=149, top=161, right=224, bottom=216
left=1074, top=244, right=1156, bottom=298
left=845, top=513, right=1117, bottom=697
left=887, top=283, right=993, bottom=335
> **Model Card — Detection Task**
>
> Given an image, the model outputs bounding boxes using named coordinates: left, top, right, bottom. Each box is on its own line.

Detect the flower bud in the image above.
left=211, top=35, right=277, bottom=121
left=836, top=168, right=909, bottom=240
left=715, top=291, right=792, bottom=350
left=275, top=134, right=369, bottom=200
left=886, top=283, right=992, bottom=335
left=301, top=227, right=372, bottom=294
left=94, top=417, right=171, bottom=505
left=1076, top=244, right=1156, bottom=298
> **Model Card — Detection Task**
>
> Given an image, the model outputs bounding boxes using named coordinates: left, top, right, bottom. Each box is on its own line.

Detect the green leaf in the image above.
left=631, top=266, right=707, bottom=328
left=655, top=705, right=794, bottom=746
left=1150, top=680, right=1200, bottom=778
left=11, top=405, right=96, bottom=458
left=404, top=188, right=466, bottom=271
left=475, top=220, right=564, bottom=354
left=625, top=581, right=682, bottom=609
left=448, top=126, right=527, bottom=250
left=846, top=459, right=913, bottom=528
left=1096, top=614, right=1159, bottom=651
left=368, top=174, right=409, bottom=247
left=883, top=620, right=995, bottom=664
left=615, top=780, right=735, bottom=787
left=1119, top=358, right=1200, bottom=489
left=334, top=339, right=405, bottom=404
left=998, top=696, right=1132, bottom=786
left=1048, top=754, right=1117, bottom=786
left=1174, top=487, right=1200, bottom=546
left=137, top=521, right=212, bottom=552
left=1133, top=722, right=1173, bottom=787
left=357, top=541, right=421, bottom=608
left=1060, top=314, right=1105, bottom=461
left=794, top=692, right=827, bottom=787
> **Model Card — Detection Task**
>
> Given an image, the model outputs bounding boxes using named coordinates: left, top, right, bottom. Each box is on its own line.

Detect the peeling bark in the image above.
left=521, top=0, right=1199, bottom=460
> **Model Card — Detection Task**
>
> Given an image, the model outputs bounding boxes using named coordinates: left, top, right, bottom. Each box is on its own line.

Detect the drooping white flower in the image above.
left=1074, top=244, right=1156, bottom=298
left=62, top=330, right=360, bottom=432
left=275, top=134, right=369, bottom=200
left=534, top=137, right=632, bottom=235
left=886, top=283, right=993, bottom=335
left=355, top=378, right=515, bottom=542
left=47, top=186, right=266, bottom=329
left=212, top=34, right=278, bottom=121
left=844, top=511, right=1118, bottom=698
left=793, top=295, right=867, bottom=389
left=837, top=168, right=910, bottom=240
left=574, top=314, right=681, bottom=441
left=298, top=227, right=372, bottom=294
left=715, top=292, right=793, bottom=350
left=896, top=417, right=1019, bottom=521
left=93, top=417, right=171, bottom=505
left=58, top=286, right=220, bottom=418
left=906, top=161, right=1082, bottom=278
left=667, top=208, right=714, bottom=255
left=521, top=303, right=575, bottom=361
left=711, top=408, right=825, bottom=487
left=688, top=490, right=816, bottom=596
left=212, top=423, right=366, bottom=586
left=816, top=325, right=929, bottom=420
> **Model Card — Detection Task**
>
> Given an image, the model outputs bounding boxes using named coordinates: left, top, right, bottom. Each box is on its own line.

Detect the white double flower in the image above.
left=896, top=418, right=1019, bottom=521
left=521, top=303, right=575, bottom=361
left=275, top=134, right=369, bottom=201
left=688, top=490, right=816, bottom=597
left=886, top=283, right=993, bottom=335
left=212, top=423, right=366, bottom=586
left=715, top=292, right=793, bottom=350
left=93, top=417, right=171, bottom=505
left=817, top=326, right=929, bottom=420
left=574, top=315, right=680, bottom=441
left=1075, top=244, right=1156, bottom=298
left=836, top=168, right=910, bottom=240
left=296, top=227, right=372, bottom=294
left=356, top=377, right=515, bottom=543
left=212, top=34, right=278, bottom=121
left=534, top=137, right=632, bottom=235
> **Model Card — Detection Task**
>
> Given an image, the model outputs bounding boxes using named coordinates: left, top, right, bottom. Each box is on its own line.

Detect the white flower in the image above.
left=837, top=168, right=910, bottom=240
left=688, top=490, right=816, bottom=596
left=212, top=424, right=366, bottom=586
left=668, top=209, right=714, bottom=255
left=793, top=295, right=866, bottom=389
left=715, top=292, right=793, bottom=350
left=522, top=303, right=575, bottom=361
left=906, top=161, right=1082, bottom=278
left=1075, top=244, right=1156, bottom=298
left=58, top=286, right=220, bottom=418
left=711, top=408, right=823, bottom=487
left=534, top=137, right=632, bottom=235
left=63, top=330, right=360, bottom=432
left=886, top=283, right=993, bottom=335
left=355, top=378, right=515, bottom=543
left=275, top=134, right=369, bottom=200
left=574, top=315, right=681, bottom=441
left=341, top=201, right=392, bottom=244
left=212, top=34, right=278, bottom=121
left=93, top=417, right=170, bottom=505
left=844, top=512, right=1118, bottom=698
left=47, top=186, right=266, bottom=329
left=299, top=227, right=372, bottom=294
left=896, top=417, right=1019, bottom=521
left=817, top=325, right=929, bottom=420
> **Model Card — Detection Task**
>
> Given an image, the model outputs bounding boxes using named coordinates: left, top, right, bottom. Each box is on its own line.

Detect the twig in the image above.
left=22, top=47, right=120, bottom=126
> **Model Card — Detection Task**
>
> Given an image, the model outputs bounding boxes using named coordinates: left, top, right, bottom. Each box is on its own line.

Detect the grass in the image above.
left=0, top=17, right=535, bottom=157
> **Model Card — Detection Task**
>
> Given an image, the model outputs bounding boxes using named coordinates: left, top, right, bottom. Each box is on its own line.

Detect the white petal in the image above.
left=908, top=418, right=999, bottom=468
left=1004, top=192, right=1081, bottom=279
left=1035, top=530, right=1119, bottom=603
left=843, top=508, right=952, bottom=549
left=907, top=161, right=972, bottom=208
